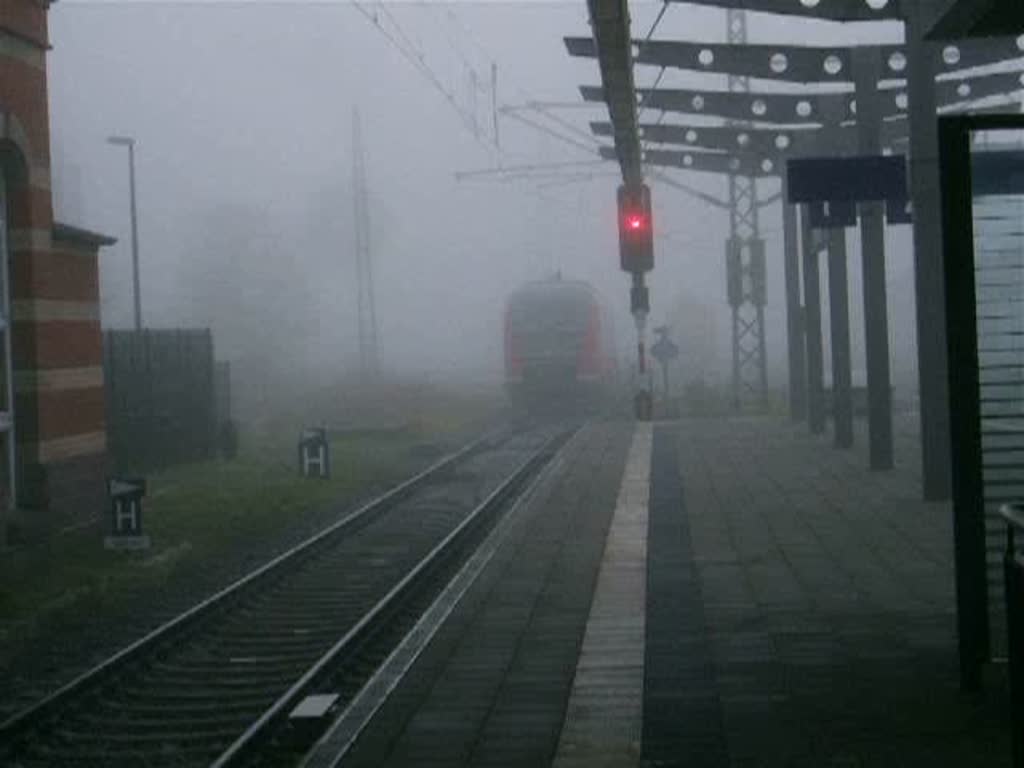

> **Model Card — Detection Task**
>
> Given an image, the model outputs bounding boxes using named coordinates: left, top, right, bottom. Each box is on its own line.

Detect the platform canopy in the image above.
left=567, top=36, right=1024, bottom=84
left=584, top=0, right=642, bottom=186
left=593, top=119, right=909, bottom=158
left=572, top=35, right=1023, bottom=175
left=661, top=0, right=904, bottom=21
left=929, top=0, right=1024, bottom=38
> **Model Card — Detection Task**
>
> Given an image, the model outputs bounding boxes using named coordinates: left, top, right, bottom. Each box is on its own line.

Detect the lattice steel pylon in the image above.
left=352, top=109, right=379, bottom=377
left=725, top=9, right=767, bottom=408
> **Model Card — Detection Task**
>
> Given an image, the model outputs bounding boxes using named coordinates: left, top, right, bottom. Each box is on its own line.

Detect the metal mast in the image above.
left=352, top=109, right=379, bottom=376
left=725, top=9, right=767, bottom=407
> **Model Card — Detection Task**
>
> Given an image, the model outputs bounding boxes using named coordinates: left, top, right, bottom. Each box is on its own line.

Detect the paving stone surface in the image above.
left=666, top=414, right=1009, bottom=768
left=553, top=423, right=650, bottom=768
left=342, top=423, right=632, bottom=768
left=642, top=424, right=729, bottom=768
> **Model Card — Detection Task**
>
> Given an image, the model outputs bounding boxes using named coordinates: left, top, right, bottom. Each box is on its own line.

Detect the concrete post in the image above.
left=828, top=227, right=854, bottom=449
left=906, top=2, right=952, bottom=500
left=783, top=172, right=807, bottom=421
left=802, top=205, right=826, bottom=435
left=853, top=48, right=895, bottom=470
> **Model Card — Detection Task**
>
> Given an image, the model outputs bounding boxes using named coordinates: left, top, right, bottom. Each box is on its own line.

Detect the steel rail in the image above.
left=301, top=426, right=586, bottom=768
left=209, top=428, right=571, bottom=767
left=0, top=428, right=505, bottom=742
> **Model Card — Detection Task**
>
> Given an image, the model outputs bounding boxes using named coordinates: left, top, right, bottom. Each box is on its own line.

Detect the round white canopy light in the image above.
left=770, top=53, right=789, bottom=74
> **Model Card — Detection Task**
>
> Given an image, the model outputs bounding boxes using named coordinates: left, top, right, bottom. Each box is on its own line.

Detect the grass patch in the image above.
left=0, top=429, right=449, bottom=629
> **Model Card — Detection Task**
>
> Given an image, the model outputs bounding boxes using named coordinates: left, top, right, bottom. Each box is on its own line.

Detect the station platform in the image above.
left=634, top=417, right=1008, bottom=768
left=329, top=416, right=1010, bottom=767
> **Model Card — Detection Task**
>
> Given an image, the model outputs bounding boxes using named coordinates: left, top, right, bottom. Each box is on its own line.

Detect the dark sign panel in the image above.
left=787, top=155, right=908, bottom=204
left=105, top=477, right=150, bottom=550
left=808, top=200, right=857, bottom=229
left=650, top=336, right=680, bottom=365
left=971, top=150, right=1024, bottom=198
left=886, top=197, right=914, bottom=225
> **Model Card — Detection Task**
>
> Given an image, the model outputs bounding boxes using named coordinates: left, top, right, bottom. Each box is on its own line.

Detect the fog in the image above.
left=45, top=2, right=984, bottom=414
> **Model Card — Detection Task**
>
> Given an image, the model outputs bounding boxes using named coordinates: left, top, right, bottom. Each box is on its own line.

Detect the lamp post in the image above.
left=107, top=135, right=141, bottom=330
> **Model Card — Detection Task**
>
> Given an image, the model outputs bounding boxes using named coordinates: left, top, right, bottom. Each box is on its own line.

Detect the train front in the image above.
left=503, top=279, right=611, bottom=411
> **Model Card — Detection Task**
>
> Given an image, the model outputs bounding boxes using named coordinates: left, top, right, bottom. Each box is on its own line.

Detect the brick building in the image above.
left=2, top=0, right=112, bottom=537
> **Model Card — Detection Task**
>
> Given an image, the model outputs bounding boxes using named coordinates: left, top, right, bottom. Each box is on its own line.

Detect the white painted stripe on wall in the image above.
left=12, top=300, right=100, bottom=323
left=553, top=422, right=652, bottom=768
left=32, top=431, right=106, bottom=463
left=7, top=228, right=51, bottom=253
left=0, top=30, right=45, bottom=70
left=14, top=366, right=103, bottom=393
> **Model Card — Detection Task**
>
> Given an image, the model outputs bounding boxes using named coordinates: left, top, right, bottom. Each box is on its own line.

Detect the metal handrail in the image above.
left=1002, top=503, right=1024, bottom=537
left=1000, top=502, right=1024, bottom=768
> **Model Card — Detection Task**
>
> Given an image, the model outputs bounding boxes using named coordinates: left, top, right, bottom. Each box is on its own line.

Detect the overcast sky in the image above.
left=43, top=1, right=1016, bottom=394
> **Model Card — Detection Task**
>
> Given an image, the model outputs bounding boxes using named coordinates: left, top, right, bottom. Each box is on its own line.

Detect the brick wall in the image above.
left=2, top=1, right=113, bottom=532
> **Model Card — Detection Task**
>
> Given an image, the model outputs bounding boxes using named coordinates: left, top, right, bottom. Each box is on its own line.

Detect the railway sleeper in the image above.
left=110, top=684, right=277, bottom=708
left=20, top=742, right=226, bottom=768
left=90, top=694, right=262, bottom=720
left=149, top=654, right=316, bottom=675
left=184, top=636, right=337, bottom=658
left=123, top=671, right=300, bottom=693
left=71, top=709, right=258, bottom=736
left=48, top=723, right=243, bottom=748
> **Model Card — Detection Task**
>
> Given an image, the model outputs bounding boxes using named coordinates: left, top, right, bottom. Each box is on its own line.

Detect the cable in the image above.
left=351, top=2, right=497, bottom=154
left=633, top=2, right=674, bottom=154
left=524, top=103, right=606, bottom=148
left=501, top=109, right=602, bottom=156
left=647, top=168, right=730, bottom=209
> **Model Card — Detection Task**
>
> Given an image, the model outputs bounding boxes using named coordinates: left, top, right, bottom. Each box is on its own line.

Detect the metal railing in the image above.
left=1000, top=502, right=1024, bottom=767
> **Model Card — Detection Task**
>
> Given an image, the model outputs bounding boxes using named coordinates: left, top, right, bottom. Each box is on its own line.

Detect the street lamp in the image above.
left=107, top=135, right=141, bottom=330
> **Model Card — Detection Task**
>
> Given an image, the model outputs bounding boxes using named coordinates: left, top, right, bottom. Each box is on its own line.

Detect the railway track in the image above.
left=0, top=424, right=575, bottom=767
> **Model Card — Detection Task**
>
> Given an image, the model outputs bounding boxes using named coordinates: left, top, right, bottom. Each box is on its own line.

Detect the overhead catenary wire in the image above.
left=500, top=109, right=602, bottom=156
left=374, top=2, right=728, bottom=220
left=636, top=1, right=671, bottom=131
left=351, top=1, right=498, bottom=153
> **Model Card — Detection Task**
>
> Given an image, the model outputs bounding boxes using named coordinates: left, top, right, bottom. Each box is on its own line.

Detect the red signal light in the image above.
left=617, top=183, right=654, bottom=273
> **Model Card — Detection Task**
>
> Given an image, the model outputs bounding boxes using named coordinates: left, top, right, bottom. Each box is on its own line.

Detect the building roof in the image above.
left=52, top=221, right=117, bottom=248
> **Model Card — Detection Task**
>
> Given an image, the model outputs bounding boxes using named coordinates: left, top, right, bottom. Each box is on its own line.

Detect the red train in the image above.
left=503, top=277, right=618, bottom=410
